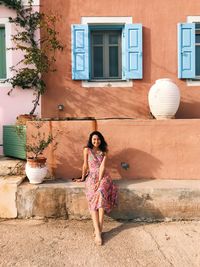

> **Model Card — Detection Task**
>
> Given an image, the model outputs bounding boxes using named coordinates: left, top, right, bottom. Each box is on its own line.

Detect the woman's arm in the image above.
left=93, top=153, right=107, bottom=191
left=98, top=152, right=107, bottom=182
left=81, top=147, right=89, bottom=181
left=94, top=152, right=107, bottom=190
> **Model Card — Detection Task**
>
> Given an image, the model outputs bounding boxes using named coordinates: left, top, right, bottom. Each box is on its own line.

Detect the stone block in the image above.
left=0, top=175, right=25, bottom=218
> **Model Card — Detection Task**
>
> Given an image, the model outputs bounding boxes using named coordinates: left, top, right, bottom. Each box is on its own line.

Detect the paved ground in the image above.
left=0, top=219, right=200, bottom=267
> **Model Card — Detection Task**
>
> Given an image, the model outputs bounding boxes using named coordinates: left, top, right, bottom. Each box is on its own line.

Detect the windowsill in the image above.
left=0, top=80, right=11, bottom=88
left=82, top=80, right=133, bottom=87
left=187, top=79, right=200, bottom=86
left=90, top=79, right=122, bottom=82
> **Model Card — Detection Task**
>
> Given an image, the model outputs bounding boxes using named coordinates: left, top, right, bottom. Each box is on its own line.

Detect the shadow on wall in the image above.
left=43, top=73, right=149, bottom=119
left=108, top=148, right=162, bottom=179
left=48, top=123, right=91, bottom=179
left=113, top=183, right=164, bottom=221
left=143, top=26, right=152, bottom=83
left=51, top=144, right=162, bottom=180
left=176, top=100, right=200, bottom=119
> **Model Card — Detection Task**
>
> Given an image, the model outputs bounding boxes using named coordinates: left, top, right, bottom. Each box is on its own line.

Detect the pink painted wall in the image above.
left=0, top=5, right=40, bottom=154
left=40, top=0, right=200, bottom=120
left=27, top=119, right=200, bottom=180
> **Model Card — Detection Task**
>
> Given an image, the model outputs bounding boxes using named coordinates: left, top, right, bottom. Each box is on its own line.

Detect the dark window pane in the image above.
left=109, top=46, right=118, bottom=77
left=93, top=46, right=103, bottom=77
left=196, top=23, right=200, bottom=29
left=196, top=46, right=200, bottom=76
left=196, top=34, right=200, bottom=43
left=109, top=34, right=118, bottom=44
left=93, top=34, right=103, bottom=45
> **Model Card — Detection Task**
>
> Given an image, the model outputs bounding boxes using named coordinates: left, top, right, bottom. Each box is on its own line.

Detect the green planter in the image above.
left=3, top=125, right=26, bottom=160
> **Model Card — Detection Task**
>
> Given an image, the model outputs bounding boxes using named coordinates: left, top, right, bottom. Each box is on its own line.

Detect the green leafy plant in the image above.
left=0, top=0, right=63, bottom=114
left=15, top=122, right=55, bottom=160
left=26, top=122, right=55, bottom=160
left=26, top=133, right=53, bottom=159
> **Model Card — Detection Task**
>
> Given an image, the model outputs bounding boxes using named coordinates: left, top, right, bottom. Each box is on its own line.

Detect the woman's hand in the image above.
left=94, top=180, right=101, bottom=191
left=76, top=178, right=85, bottom=182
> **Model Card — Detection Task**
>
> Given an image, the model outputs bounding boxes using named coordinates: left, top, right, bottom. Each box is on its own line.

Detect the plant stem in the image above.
left=30, top=91, right=41, bottom=115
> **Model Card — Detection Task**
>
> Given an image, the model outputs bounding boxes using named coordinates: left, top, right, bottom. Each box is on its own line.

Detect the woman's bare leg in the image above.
left=91, top=210, right=102, bottom=245
left=98, top=208, right=104, bottom=233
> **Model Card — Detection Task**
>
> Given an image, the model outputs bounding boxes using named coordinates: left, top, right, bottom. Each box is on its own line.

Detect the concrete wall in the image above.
left=40, top=0, right=200, bottom=120
left=27, top=119, right=200, bottom=180
left=0, top=4, right=40, bottom=155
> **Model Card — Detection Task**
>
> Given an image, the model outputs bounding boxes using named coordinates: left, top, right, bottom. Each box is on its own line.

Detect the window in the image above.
left=195, top=23, right=200, bottom=78
left=91, top=30, right=121, bottom=80
left=0, top=26, right=6, bottom=79
left=71, top=23, right=143, bottom=82
left=0, top=18, right=12, bottom=85
left=178, top=21, right=200, bottom=80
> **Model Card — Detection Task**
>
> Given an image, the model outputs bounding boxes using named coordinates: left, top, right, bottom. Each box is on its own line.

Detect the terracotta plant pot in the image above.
left=16, top=114, right=37, bottom=125
left=25, top=157, right=47, bottom=184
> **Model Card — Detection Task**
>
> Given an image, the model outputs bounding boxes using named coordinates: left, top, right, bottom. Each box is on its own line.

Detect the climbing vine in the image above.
left=0, top=0, right=63, bottom=114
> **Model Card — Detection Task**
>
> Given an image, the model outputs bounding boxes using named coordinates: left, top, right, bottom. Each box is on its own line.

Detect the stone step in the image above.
left=16, top=179, right=200, bottom=221
left=0, top=175, right=26, bottom=218
left=0, top=156, right=26, bottom=176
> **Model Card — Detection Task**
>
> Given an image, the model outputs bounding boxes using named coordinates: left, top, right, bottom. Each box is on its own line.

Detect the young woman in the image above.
left=79, top=131, right=118, bottom=246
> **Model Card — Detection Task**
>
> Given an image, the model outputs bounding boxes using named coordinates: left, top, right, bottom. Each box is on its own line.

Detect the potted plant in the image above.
left=1, top=0, right=63, bottom=159
left=25, top=122, right=54, bottom=184
left=0, top=0, right=63, bottom=116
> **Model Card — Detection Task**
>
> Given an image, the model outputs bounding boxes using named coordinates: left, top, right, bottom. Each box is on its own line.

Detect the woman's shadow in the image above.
left=102, top=148, right=164, bottom=244
left=102, top=221, right=144, bottom=244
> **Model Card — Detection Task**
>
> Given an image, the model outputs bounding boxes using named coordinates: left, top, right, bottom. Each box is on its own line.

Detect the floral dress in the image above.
left=85, top=148, right=118, bottom=213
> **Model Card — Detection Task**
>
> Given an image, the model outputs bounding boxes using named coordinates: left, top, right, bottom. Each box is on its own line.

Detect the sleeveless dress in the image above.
left=85, top=148, right=118, bottom=213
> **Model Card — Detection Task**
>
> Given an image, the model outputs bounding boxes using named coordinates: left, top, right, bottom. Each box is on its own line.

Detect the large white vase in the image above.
left=148, top=78, right=180, bottom=119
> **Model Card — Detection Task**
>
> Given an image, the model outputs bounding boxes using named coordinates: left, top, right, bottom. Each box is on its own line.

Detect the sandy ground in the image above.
left=0, top=219, right=200, bottom=267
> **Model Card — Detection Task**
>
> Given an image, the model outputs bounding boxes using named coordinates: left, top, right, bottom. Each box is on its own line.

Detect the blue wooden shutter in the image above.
left=71, top=24, right=89, bottom=80
left=0, top=27, right=6, bottom=79
left=178, top=23, right=195, bottom=78
left=122, top=24, right=143, bottom=80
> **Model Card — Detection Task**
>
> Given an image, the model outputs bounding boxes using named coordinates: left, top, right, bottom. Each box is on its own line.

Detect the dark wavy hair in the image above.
left=86, top=131, right=108, bottom=152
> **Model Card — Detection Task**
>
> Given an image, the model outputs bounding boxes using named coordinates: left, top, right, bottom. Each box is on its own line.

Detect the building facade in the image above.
left=0, top=0, right=40, bottom=154
left=40, top=0, right=200, bottom=120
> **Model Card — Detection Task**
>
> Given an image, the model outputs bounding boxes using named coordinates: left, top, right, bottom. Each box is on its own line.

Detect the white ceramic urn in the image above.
left=25, top=158, right=47, bottom=184
left=148, top=78, right=180, bottom=119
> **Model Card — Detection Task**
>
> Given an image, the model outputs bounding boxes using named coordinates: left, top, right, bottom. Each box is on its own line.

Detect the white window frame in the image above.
left=187, top=16, right=200, bottom=86
left=81, top=16, right=133, bottom=88
left=0, top=18, right=12, bottom=87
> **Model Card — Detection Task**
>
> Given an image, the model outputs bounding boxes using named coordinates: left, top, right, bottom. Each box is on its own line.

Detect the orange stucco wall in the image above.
left=40, top=0, right=200, bottom=119
left=27, top=119, right=200, bottom=180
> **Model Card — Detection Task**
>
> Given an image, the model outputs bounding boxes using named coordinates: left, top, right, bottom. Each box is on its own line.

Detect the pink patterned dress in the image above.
left=85, top=148, right=118, bottom=213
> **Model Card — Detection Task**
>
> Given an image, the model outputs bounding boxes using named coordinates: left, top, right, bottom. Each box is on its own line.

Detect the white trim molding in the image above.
left=0, top=18, right=12, bottom=87
left=81, top=16, right=133, bottom=88
left=22, top=0, right=40, bottom=5
left=187, top=16, right=200, bottom=86
left=82, top=80, right=133, bottom=88
left=187, top=16, right=200, bottom=23
left=81, top=16, right=133, bottom=25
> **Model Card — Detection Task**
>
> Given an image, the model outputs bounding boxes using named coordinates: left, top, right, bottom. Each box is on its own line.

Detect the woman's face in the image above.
left=91, top=134, right=101, bottom=148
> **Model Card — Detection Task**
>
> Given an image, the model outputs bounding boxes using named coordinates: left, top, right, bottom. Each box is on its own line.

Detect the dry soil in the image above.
left=0, top=219, right=200, bottom=267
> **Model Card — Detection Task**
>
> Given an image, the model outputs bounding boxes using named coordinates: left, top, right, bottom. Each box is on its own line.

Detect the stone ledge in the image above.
left=16, top=179, right=200, bottom=221
left=0, top=175, right=26, bottom=185
left=0, top=156, right=25, bottom=176
left=0, top=175, right=26, bottom=218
